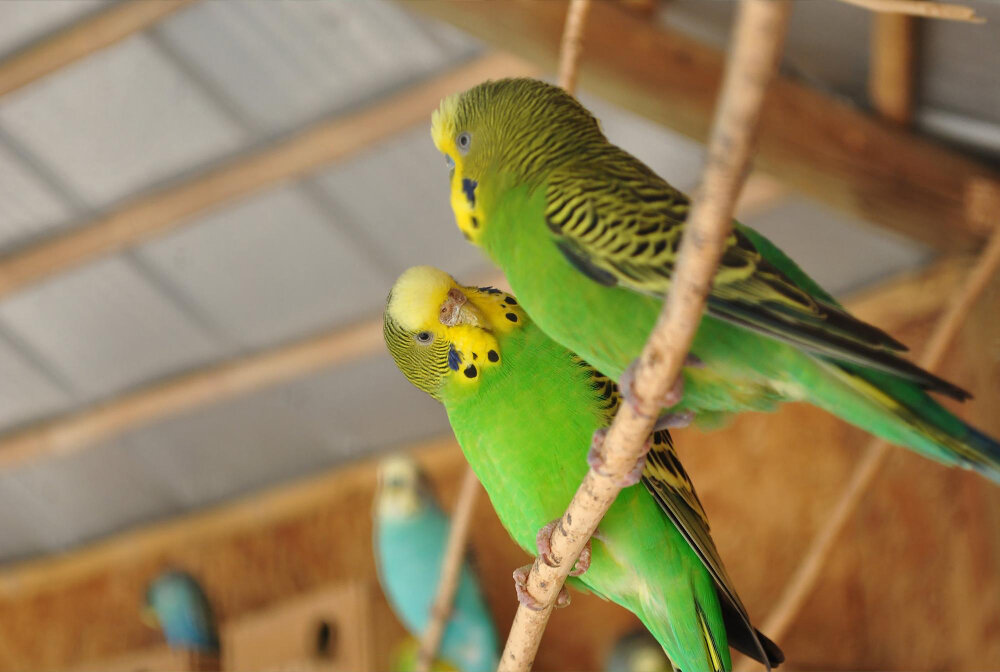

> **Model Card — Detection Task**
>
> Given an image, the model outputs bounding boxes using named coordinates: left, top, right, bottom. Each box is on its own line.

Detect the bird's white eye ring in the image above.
left=415, top=331, right=434, bottom=345
left=457, top=131, right=471, bottom=155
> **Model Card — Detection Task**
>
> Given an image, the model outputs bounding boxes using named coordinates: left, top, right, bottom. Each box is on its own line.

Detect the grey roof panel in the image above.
left=0, top=436, right=181, bottom=556
left=0, top=332, right=71, bottom=430
left=921, top=2, right=1000, bottom=126
left=127, top=355, right=448, bottom=511
left=316, top=126, right=495, bottom=280
left=136, top=184, right=390, bottom=350
left=741, top=197, right=931, bottom=297
left=155, top=0, right=479, bottom=134
left=0, top=0, right=108, bottom=59
left=0, top=256, right=225, bottom=401
left=0, top=138, right=74, bottom=253
left=0, top=34, right=245, bottom=208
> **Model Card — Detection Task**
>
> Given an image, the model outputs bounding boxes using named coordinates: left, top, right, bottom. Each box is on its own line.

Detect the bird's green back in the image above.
left=440, top=319, right=731, bottom=671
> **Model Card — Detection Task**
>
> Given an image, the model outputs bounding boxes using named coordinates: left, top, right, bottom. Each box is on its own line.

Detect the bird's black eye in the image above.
left=415, top=331, right=434, bottom=345
left=457, top=131, right=471, bottom=154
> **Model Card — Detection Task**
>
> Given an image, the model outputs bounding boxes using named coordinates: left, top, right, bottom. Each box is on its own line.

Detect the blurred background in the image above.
left=0, top=0, right=997, bottom=670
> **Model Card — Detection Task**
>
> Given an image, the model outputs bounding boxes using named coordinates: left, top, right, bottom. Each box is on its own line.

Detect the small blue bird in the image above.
left=606, top=629, right=674, bottom=672
left=374, top=455, right=499, bottom=672
left=143, top=570, right=220, bottom=655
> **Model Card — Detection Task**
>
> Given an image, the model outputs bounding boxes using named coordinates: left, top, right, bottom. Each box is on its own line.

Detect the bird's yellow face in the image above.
left=375, top=455, right=425, bottom=518
left=384, top=266, right=524, bottom=400
left=431, top=93, right=487, bottom=247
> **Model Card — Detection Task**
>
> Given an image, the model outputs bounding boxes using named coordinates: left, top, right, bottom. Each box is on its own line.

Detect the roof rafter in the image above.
left=0, top=0, right=197, bottom=98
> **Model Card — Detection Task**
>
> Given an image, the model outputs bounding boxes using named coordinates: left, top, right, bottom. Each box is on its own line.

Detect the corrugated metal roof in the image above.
left=0, top=0, right=989, bottom=562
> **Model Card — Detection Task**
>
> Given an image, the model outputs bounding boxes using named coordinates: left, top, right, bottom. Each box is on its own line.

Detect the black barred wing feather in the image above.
left=545, top=155, right=968, bottom=401
left=575, top=357, right=782, bottom=667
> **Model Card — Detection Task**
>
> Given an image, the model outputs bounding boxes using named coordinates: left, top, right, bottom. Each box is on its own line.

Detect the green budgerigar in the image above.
left=431, top=78, right=1000, bottom=482
left=384, top=265, right=783, bottom=671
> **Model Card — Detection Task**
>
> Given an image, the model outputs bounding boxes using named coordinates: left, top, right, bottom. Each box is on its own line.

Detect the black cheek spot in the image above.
left=464, top=364, right=478, bottom=378
left=487, top=350, right=499, bottom=362
left=470, top=216, right=479, bottom=229
left=504, top=296, right=517, bottom=305
left=505, top=312, right=518, bottom=323
left=472, top=352, right=478, bottom=360
left=461, top=230, right=472, bottom=242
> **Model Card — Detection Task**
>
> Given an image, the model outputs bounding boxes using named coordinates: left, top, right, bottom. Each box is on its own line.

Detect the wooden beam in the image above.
left=870, top=13, right=917, bottom=124
left=0, top=52, right=535, bottom=301
left=0, top=318, right=383, bottom=471
left=1, top=256, right=998, bottom=671
left=0, top=0, right=196, bottom=98
left=403, top=0, right=997, bottom=250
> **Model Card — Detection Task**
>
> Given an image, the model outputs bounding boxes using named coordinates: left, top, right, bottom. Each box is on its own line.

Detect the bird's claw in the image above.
left=620, top=355, right=701, bottom=418
left=536, top=519, right=591, bottom=576
left=588, top=427, right=650, bottom=488
left=513, top=564, right=570, bottom=611
left=653, top=409, right=695, bottom=431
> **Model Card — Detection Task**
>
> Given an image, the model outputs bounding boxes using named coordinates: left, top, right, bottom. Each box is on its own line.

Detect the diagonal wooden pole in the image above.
left=498, top=2, right=791, bottom=670
left=415, top=466, right=483, bottom=672
left=740, top=211, right=1000, bottom=667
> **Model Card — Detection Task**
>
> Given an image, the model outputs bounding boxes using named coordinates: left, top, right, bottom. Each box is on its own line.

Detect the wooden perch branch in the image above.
left=415, top=467, right=482, bottom=672
left=749, top=194, right=1000, bottom=656
left=557, top=0, right=593, bottom=93
left=869, top=12, right=916, bottom=125
left=839, top=0, right=985, bottom=23
left=498, top=1, right=791, bottom=669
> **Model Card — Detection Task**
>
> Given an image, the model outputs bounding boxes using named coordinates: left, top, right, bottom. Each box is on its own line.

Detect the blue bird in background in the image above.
left=606, top=629, right=673, bottom=672
left=143, top=570, right=220, bottom=655
left=374, top=455, right=499, bottom=672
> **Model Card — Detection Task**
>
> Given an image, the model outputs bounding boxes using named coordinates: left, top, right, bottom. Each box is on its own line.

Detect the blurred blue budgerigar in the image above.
left=374, top=455, right=499, bottom=672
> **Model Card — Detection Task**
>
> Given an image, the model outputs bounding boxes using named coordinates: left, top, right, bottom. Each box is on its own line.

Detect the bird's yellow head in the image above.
left=375, top=455, right=429, bottom=519
left=383, top=266, right=525, bottom=401
left=431, top=78, right=604, bottom=246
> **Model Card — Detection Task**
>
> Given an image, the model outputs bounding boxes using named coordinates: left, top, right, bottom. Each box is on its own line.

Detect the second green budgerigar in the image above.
left=384, top=265, right=783, bottom=671
left=430, top=78, right=1000, bottom=483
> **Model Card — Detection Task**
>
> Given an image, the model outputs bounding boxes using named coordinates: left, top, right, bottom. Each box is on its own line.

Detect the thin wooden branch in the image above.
left=747, top=194, right=1000, bottom=660
left=869, top=13, right=916, bottom=124
left=415, top=467, right=482, bottom=672
left=839, top=0, right=984, bottom=23
left=0, top=53, right=534, bottom=302
left=498, top=2, right=791, bottom=669
left=0, top=0, right=197, bottom=99
left=557, top=0, right=593, bottom=94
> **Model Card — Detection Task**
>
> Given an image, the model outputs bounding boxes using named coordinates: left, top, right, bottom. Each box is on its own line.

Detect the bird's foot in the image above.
left=652, top=409, right=695, bottom=431
left=536, top=519, right=592, bottom=577
left=620, top=354, right=701, bottom=418
left=587, top=427, right=651, bottom=487
left=512, top=564, right=570, bottom=611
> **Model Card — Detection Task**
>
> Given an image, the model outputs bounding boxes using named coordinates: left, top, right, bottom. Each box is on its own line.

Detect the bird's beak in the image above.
left=439, top=287, right=485, bottom=328
left=140, top=606, right=159, bottom=629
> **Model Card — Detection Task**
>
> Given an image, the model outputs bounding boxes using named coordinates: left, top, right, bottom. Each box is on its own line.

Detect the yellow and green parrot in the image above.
left=383, top=265, right=783, bottom=671
left=430, top=78, right=1000, bottom=483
